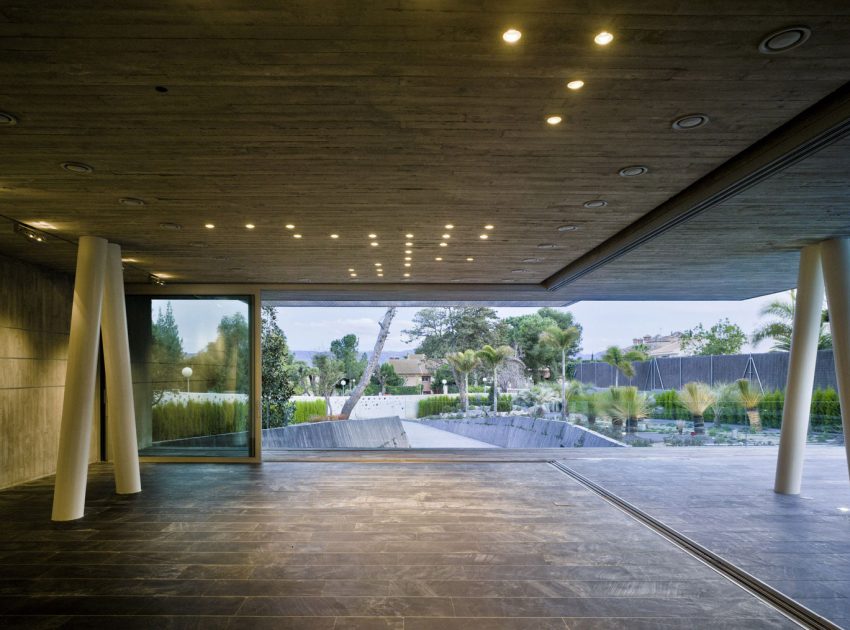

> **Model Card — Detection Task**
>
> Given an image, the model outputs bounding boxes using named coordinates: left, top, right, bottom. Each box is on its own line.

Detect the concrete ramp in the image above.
left=263, top=417, right=409, bottom=449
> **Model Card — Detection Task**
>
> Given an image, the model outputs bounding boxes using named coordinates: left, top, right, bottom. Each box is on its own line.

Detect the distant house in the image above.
left=630, top=333, right=685, bottom=358
left=387, top=353, right=433, bottom=393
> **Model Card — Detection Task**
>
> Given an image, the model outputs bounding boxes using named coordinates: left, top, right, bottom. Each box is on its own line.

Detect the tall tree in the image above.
left=445, top=349, right=480, bottom=415
left=504, top=308, right=582, bottom=382
left=151, top=301, right=184, bottom=401
left=600, top=345, right=646, bottom=387
left=751, top=290, right=831, bottom=351
left=680, top=318, right=747, bottom=356
left=311, top=353, right=345, bottom=416
left=539, top=325, right=582, bottom=420
left=475, top=345, right=516, bottom=413
left=340, top=308, right=397, bottom=418
left=330, top=333, right=366, bottom=382
left=371, top=363, right=403, bottom=395
left=260, top=306, right=296, bottom=428
left=402, top=307, right=501, bottom=359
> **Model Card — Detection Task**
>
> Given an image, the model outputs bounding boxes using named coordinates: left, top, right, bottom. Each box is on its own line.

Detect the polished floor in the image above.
left=0, top=457, right=803, bottom=629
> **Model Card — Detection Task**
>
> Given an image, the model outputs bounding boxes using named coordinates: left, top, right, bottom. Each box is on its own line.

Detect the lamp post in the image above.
left=442, top=379, right=448, bottom=395
left=181, top=366, right=193, bottom=394
left=340, top=379, right=347, bottom=395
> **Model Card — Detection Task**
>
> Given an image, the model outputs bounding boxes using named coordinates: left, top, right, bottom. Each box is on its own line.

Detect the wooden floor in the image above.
left=0, top=459, right=798, bottom=629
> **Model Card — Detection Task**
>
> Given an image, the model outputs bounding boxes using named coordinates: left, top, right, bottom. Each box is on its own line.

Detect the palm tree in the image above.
left=606, top=386, right=650, bottom=434
left=736, top=379, right=764, bottom=432
left=445, top=349, right=480, bottom=415
left=600, top=345, right=648, bottom=387
left=539, top=325, right=581, bottom=420
left=751, top=290, right=831, bottom=351
left=476, top=345, right=515, bottom=414
left=679, top=381, right=716, bottom=435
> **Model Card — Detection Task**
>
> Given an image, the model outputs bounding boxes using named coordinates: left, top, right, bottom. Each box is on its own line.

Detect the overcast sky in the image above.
left=157, top=291, right=789, bottom=356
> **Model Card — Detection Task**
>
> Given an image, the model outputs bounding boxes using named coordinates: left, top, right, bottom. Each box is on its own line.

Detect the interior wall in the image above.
left=0, top=253, right=100, bottom=489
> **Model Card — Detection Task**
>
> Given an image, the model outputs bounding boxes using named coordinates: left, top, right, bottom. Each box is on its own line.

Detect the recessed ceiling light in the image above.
left=619, top=165, right=649, bottom=177
left=119, top=197, right=146, bottom=207
left=205, top=223, right=215, bottom=229
left=405, top=249, right=412, bottom=254
left=245, top=223, right=255, bottom=229
left=61, top=161, right=94, bottom=174
left=371, top=242, right=379, bottom=247
left=594, top=31, right=614, bottom=45
left=403, top=272, right=410, bottom=277
left=537, top=243, right=558, bottom=249
left=155, top=85, right=169, bottom=93
left=285, top=224, right=295, bottom=229
left=502, top=29, right=522, bottom=44
left=405, top=233, right=414, bottom=238
left=435, top=257, right=443, bottom=261
left=442, top=234, right=451, bottom=239
left=567, top=80, right=584, bottom=90
left=160, top=222, right=182, bottom=231
left=405, top=242, right=413, bottom=247
left=0, top=111, right=18, bottom=125
left=583, top=199, right=608, bottom=208
left=293, top=233, right=302, bottom=238
left=404, top=262, right=411, bottom=267
left=350, top=273, right=357, bottom=277
left=512, top=269, right=529, bottom=273
left=374, top=262, right=382, bottom=266
left=348, top=268, right=355, bottom=272
left=440, top=242, right=448, bottom=247
left=466, top=257, right=474, bottom=262
left=330, top=233, right=339, bottom=239
left=14, top=223, right=48, bottom=244
left=672, top=113, right=710, bottom=130
left=758, top=26, right=811, bottom=54
left=404, top=256, right=412, bottom=261
left=377, top=274, right=383, bottom=278
left=368, top=233, right=377, bottom=238
left=484, top=224, right=494, bottom=230
left=546, top=115, right=562, bottom=125
left=479, top=234, right=489, bottom=240
left=445, top=224, right=454, bottom=229
left=522, top=257, right=543, bottom=263
left=558, top=225, right=579, bottom=232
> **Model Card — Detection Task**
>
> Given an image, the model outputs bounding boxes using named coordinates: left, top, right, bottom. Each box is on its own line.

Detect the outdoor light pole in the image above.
left=340, top=379, right=347, bottom=395
left=442, top=379, right=448, bottom=395
left=181, top=366, right=193, bottom=394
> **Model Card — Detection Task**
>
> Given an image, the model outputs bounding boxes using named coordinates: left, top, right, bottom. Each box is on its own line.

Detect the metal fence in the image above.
left=575, top=350, right=837, bottom=392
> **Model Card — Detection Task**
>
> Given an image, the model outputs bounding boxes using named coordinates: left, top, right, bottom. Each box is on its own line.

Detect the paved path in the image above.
left=401, top=420, right=498, bottom=448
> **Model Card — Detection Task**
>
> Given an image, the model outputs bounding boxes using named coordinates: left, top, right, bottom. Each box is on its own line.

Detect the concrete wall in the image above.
left=412, top=416, right=624, bottom=448
left=263, top=417, right=409, bottom=449
left=0, top=254, right=100, bottom=489
left=293, top=394, right=439, bottom=420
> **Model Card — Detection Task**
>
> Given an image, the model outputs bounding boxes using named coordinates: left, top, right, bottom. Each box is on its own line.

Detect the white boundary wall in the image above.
left=293, top=394, right=454, bottom=420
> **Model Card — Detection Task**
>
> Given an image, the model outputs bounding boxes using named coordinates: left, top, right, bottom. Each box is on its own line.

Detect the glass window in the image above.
left=126, top=295, right=253, bottom=457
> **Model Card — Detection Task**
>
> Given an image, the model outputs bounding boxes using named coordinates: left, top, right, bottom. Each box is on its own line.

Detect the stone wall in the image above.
left=263, top=417, right=410, bottom=449
left=412, top=416, right=624, bottom=448
left=0, top=254, right=100, bottom=489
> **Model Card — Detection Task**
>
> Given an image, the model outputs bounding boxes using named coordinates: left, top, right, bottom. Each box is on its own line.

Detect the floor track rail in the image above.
left=549, top=460, right=841, bottom=630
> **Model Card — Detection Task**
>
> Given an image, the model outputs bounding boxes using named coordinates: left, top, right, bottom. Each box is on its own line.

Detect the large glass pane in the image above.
left=127, top=295, right=253, bottom=457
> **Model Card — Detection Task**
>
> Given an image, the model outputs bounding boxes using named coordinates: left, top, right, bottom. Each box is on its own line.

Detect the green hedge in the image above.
left=292, top=399, right=328, bottom=424
left=417, top=394, right=512, bottom=418
left=387, top=385, right=421, bottom=395
left=153, top=400, right=249, bottom=441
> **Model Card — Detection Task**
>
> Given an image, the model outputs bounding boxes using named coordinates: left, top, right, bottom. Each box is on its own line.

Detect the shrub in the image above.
left=292, top=399, right=328, bottom=424
left=417, top=394, right=513, bottom=418
left=387, top=385, right=420, bottom=395
left=652, top=389, right=690, bottom=420
left=152, top=400, right=249, bottom=441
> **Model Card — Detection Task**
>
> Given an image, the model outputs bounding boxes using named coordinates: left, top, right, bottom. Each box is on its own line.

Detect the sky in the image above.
left=155, top=292, right=789, bottom=356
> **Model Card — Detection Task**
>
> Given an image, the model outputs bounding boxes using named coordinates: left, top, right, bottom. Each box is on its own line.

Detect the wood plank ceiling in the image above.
left=0, top=1, right=849, bottom=301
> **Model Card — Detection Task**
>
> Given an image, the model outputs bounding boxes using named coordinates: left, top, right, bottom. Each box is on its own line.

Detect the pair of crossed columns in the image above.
left=52, top=236, right=141, bottom=521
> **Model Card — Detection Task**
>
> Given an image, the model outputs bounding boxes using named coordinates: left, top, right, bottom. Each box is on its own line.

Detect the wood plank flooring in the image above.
left=0, top=461, right=795, bottom=628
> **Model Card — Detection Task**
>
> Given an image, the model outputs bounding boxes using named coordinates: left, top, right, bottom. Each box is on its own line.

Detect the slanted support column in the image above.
left=821, top=238, right=850, bottom=485
left=52, top=236, right=108, bottom=521
left=101, top=243, right=141, bottom=495
left=775, top=244, right=824, bottom=495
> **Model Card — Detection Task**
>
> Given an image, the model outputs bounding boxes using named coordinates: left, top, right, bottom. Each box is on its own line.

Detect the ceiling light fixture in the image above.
left=619, top=165, right=649, bottom=177
left=285, top=224, right=295, bottom=229
left=159, top=222, right=182, bottom=231
left=350, top=273, right=357, bottom=277
left=479, top=234, right=489, bottom=240
left=155, top=85, right=169, bottom=93
left=119, top=197, right=146, bottom=207
left=371, top=242, right=379, bottom=247
left=445, top=224, right=454, bottom=229
left=61, top=161, right=94, bottom=174
left=375, top=262, right=382, bottom=266
left=405, top=233, right=414, bottom=238
left=148, top=273, right=166, bottom=286
left=466, top=257, right=474, bottom=262
left=502, top=29, right=522, bottom=44
left=368, top=233, right=377, bottom=238
left=583, top=199, right=608, bottom=208
left=567, top=80, right=584, bottom=90
left=523, top=258, right=543, bottom=263
left=758, top=26, right=811, bottom=54
left=14, top=222, right=48, bottom=243
left=405, top=242, right=413, bottom=247
left=245, top=223, right=255, bottom=229
left=537, top=243, right=558, bottom=249
left=330, top=233, right=339, bottom=239
left=442, top=234, right=451, bottom=239
left=546, top=115, right=562, bottom=125
left=512, top=269, right=529, bottom=273
left=404, top=273, right=410, bottom=277
left=594, top=31, right=614, bottom=45
left=0, top=111, right=18, bottom=125
left=377, top=273, right=383, bottom=277
left=348, top=268, right=355, bottom=272
left=672, top=113, right=710, bottom=130
left=205, top=223, right=215, bottom=229
left=558, top=225, right=579, bottom=232
left=440, top=242, right=448, bottom=247
left=293, top=233, right=302, bottom=238
left=404, top=262, right=411, bottom=267
left=435, top=257, right=443, bottom=261
left=404, top=256, right=411, bottom=261
left=484, top=224, right=494, bottom=230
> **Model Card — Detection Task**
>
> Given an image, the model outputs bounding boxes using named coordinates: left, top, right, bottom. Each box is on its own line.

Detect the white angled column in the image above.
left=775, top=244, right=824, bottom=495
left=52, top=236, right=108, bottom=521
left=821, top=238, right=850, bottom=485
left=101, top=243, right=141, bottom=495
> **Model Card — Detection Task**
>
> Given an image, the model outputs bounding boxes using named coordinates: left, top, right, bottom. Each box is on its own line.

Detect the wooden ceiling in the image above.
left=1, top=1, right=849, bottom=303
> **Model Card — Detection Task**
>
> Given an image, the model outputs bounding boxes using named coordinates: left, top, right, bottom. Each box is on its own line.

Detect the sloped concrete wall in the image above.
left=264, top=417, right=409, bottom=449
left=292, top=395, right=435, bottom=420
left=413, top=416, right=624, bottom=448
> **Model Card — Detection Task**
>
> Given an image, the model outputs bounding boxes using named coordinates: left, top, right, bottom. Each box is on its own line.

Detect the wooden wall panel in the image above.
left=0, top=254, right=99, bottom=489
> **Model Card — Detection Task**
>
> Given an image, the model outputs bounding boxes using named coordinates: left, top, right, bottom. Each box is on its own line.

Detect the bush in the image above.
left=152, top=400, right=249, bottom=441
left=417, top=394, right=513, bottom=418
left=652, top=390, right=690, bottom=420
left=292, top=399, right=328, bottom=424
left=387, top=385, right=420, bottom=395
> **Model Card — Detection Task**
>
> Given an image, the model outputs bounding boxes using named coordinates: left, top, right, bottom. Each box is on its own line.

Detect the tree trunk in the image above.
left=614, top=369, right=619, bottom=388
left=461, top=373, right=469, bottom=415
left=340, top=308, right=397, bottom=418
left=323, top=395, right=332, bottom=417
left=747, top=408, right=762, bottom=433
left=626, top=416, right=638, bottom=434
left=560, top=349, right=567, bottom=420
left=693, top=414, right=705, bottom=435
left=492, top=368, right=498, bottom=414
